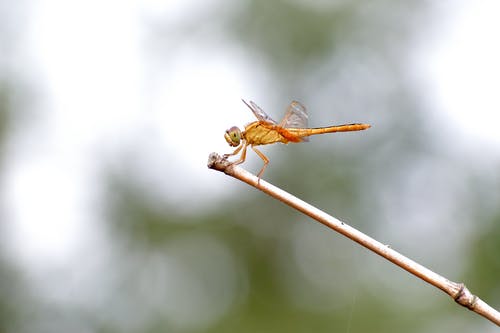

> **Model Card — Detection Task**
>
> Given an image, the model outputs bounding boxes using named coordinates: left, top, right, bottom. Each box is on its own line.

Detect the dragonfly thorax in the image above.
left=224, top=126, right=242, bottom=147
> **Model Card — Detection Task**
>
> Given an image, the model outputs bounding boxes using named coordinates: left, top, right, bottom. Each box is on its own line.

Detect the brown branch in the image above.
left=207, top=152, right=500, bottom=326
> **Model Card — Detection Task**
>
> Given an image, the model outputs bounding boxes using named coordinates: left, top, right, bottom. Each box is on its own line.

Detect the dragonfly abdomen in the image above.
left=287, top=123, right=371, bottom=137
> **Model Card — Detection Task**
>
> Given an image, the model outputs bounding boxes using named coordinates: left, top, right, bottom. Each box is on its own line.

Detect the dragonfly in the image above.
left=223, top=99, right=371, bottom=180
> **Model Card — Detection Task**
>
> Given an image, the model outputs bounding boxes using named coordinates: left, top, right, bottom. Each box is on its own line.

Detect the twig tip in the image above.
left=207, top=152, right=232, bottom=173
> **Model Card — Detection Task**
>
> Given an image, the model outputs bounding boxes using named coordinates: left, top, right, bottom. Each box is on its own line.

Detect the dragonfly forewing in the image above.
left=242, top=99, right=278, bottom=124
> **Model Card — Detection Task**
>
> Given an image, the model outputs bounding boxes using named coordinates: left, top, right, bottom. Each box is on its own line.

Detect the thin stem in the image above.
left=208, top=152, right=500, bottom=326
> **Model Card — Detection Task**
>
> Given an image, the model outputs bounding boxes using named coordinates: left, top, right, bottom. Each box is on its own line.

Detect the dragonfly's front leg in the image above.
left=224, top=143, right=248, bottom=165
left=223, top=143, right=243, bottom=159
left=251, top=146, right=269, bottom=180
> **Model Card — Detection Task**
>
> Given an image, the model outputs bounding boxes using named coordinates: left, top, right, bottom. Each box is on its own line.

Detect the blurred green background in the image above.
left=1, top=0, right=499, bottom=332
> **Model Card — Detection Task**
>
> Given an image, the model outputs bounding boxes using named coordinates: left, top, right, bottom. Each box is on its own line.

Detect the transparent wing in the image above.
left=242, top=99, right=277, bottom=124
left=279, top=101, right=308, bottom=128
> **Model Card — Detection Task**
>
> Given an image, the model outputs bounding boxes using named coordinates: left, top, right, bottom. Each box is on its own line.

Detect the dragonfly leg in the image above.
left=225, top=143, right=248, bottom=165
left=251, top=146, right=269, bottom=180
left=224, top=143, right=244, bottom=159
left=233, top=143, right=248, bottom=165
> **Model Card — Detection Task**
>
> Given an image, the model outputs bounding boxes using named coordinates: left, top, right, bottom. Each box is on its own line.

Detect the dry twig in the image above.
left=208, top=152, right=500, bottom=326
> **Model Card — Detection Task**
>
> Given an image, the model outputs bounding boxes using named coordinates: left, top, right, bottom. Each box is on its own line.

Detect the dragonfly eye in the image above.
left=224, top=126, right=241, bottom=147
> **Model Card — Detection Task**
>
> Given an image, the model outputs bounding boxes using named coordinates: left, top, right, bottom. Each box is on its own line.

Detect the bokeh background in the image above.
left=1, top=0, right=499, bottom=332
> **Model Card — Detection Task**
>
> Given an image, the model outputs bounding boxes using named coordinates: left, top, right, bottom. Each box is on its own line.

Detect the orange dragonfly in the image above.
left=224, top=99, right=371, bottom=179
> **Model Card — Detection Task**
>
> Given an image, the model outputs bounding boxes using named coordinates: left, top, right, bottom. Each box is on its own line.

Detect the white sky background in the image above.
left=2, top=0, right=500, bottom=298
left=418, top=0, right=500, bottom=149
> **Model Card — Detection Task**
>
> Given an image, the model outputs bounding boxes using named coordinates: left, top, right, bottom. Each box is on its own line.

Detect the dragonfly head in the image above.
left=224, top=126, right=242, bottom=147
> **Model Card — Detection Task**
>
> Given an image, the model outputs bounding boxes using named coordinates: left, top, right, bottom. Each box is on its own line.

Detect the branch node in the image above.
left=454, top=283, right=478, bottom=310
